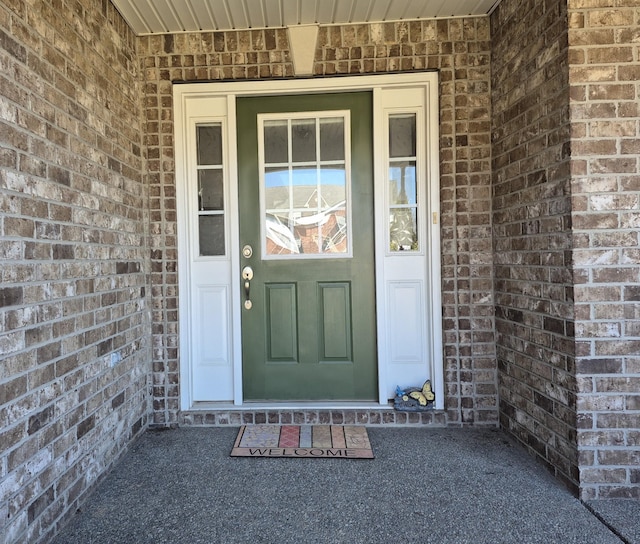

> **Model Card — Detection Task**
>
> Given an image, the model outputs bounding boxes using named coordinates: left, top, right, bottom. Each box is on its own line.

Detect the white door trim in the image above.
left=174, top=73, right=443, bottom=410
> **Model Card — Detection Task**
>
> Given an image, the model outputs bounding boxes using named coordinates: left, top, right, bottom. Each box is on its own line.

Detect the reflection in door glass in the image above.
left=320, top=166, right=346, bottom=205
left=196, top=123, right=225, bottom=256
left=264, top=167, right=290, bottom=209
left=320, top=118, right=345, bottom=161
left=261, top=114, right=349, bottom=257
left=263, top=120, right=288, bottom=164
left=291, top=119, right=316, bottom=162
left=291, top=165, right=318, bottom=188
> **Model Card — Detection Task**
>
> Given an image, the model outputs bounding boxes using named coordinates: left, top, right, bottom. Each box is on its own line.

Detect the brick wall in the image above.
left=0, top=1, right=150, bottom=542
left=568, top=0, right=640, bottom=499
left=139, top=17, right=497, bottom=427
left=491, top=0, right=579, bottom=491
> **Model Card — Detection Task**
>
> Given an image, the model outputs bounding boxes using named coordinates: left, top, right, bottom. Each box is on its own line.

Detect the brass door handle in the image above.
left=242, top=266, right=253, bottom=309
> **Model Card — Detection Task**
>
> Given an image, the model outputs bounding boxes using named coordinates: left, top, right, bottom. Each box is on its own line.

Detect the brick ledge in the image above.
left=178, top=407, right=448, bottom=426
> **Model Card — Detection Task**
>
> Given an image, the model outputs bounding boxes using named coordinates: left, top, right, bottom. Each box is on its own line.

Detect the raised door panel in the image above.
left=265, top=283, right=298, bottom=362
left=386, top=281, right=429, bottom=391
left=192, top=285, right=233, bottom=400
left=319, top=282, right=352, bottom=362
left=388, top=281, right=424, bottom=362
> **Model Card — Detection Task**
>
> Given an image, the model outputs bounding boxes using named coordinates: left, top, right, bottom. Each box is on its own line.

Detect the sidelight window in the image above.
left=195, top=123, right=225, bottom=256
left=388, top=113, right=418, bottom=252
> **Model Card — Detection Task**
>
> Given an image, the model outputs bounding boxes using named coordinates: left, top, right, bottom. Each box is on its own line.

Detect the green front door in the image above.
left=237, top=92, right=377, bottom=401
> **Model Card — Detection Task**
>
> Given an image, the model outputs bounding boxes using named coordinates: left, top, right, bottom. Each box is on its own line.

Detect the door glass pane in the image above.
left=389, top=114, right=416, bottom=158
left=265, top=213, right=298, bottom=255
left=297, top=213, right=320, bottom=254
left=198, top=170, right=224, bottom=211
left=291, top=166, right=317, bottom=196
left=320, top=201, right=347, bottom=253
left=264, top=120, right=288, bottom=164
left=199, top=215, right=225, bottom=256
left=265, top=167, right=290, bottom=209
left=291, top=119, right=316, bottom=162
left=197, top=125, right=222, bottom=165
left=260, top=113, right=350, bottom=258
left=388, top=161, right=416, bottom=205
left=320, top=166, right=346, bottom=206
left=320, top=117, right=345, bottom=161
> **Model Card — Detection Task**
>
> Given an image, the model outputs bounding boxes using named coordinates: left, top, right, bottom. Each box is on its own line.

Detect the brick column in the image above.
left=569, top=1, right=640, bottom=500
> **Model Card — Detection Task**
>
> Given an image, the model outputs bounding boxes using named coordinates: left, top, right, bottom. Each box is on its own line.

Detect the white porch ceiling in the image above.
left=112, top=0, right=501, bottom=35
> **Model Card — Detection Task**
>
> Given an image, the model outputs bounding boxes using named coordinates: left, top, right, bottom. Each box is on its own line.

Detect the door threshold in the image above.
left=178, top=402, right=448, bottom=427
left=190, top=401, right=391, bottom=411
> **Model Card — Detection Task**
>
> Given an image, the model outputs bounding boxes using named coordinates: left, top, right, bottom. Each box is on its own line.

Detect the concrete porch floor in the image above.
left=51, top=427, right=639, bottom=544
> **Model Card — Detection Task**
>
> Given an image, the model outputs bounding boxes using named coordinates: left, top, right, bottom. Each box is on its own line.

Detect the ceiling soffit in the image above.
left=111, top=0, right=501, bottom=35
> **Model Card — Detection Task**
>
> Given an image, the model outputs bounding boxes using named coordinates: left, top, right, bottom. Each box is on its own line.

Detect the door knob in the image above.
left=242, top=266, right=253, bottom=309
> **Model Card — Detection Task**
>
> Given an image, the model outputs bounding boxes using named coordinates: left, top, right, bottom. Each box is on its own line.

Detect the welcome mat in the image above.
left=231, top=425, right=374, bottom=459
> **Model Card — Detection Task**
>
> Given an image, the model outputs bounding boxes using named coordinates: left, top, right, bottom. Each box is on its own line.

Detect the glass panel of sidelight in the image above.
left=199, top=215, right=225, bottom=256
left=198, top=169, right=224, bottom=211
left=291, top=119, right=316, bottom=162
left=389, top=114, right=416, bottom=158
left=196, top=122, right=225, bottom=256
left=388, top=161, right=417, bottom=206
left=388, top=113, right=418, bottom=252
left=389, top=208, right=417, bottom=252
left=263, top=120, right=289, bottom=164
left=196, top=124, right=223, bottom=165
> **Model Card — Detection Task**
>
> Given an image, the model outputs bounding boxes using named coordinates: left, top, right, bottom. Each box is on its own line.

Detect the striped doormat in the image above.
left=231, top=425, right=374, bottom=459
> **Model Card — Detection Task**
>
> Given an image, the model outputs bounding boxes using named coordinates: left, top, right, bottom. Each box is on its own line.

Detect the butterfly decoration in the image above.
left=395, top=380, right=435, bottom=410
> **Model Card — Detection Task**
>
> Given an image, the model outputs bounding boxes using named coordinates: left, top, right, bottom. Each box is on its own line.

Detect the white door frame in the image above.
left=174, top=73, right=443, bottom=409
